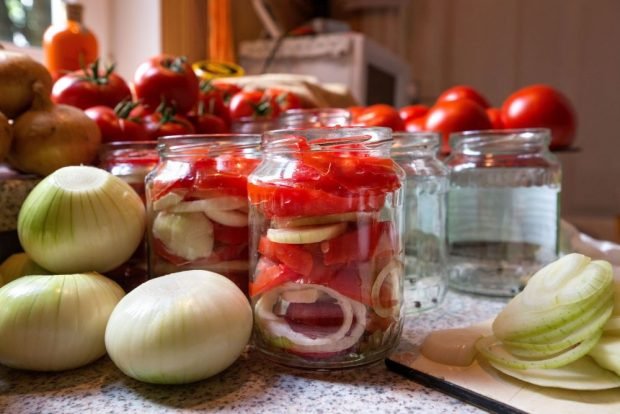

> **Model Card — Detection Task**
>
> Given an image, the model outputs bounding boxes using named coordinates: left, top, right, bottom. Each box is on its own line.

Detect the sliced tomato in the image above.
left=248, top=183, right=386, bottom=218
left=285, top=302, right=345, bottom=337
left=250, top=261, right=299, bottom=298
left=258, top=237, right=314, bottom=277
left=213, top=222, right=248, bottom=245
left=325, top=264, right=373, bottom=305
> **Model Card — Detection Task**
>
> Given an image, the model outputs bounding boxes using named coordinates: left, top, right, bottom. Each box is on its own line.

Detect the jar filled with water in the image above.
left=445, top=129, right=561, bottom=297
left=392, top=132, right=448, bottom=313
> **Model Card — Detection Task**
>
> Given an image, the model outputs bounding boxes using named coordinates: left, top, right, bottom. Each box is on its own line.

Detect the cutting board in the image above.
left=386, top=350, right=620, bottom=414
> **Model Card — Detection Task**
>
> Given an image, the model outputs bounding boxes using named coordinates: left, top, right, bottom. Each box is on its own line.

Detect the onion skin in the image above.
left=105, top=270, right=252, bottom=384
left=0, top=111, right=10, bottom=161
left=0, top=272, right=125, bottom=371
left=18, top=166, right=146, bottom=274
left=0, top=51, right=53, bottom=119
left=8, top=87, right=101, bottom=176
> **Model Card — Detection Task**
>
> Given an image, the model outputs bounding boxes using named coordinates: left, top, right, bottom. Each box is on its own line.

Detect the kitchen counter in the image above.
left=0, top=291, right=507, bottom=414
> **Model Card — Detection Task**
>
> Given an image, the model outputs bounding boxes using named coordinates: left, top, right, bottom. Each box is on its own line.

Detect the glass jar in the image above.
left=145, top=134, right=261, bottom=294
left=231, top=116, right=279, bottom=134
left=391, top=132, right=448, bottom=313
left=279, top=108, right=351, bottom=128
left=249, top=127, right=405, bottom=369
left=445, top=129, right=561, bottom=297
left=99, top=141, right=158, bottom=291
left=99, top=141, right=159, bottom=201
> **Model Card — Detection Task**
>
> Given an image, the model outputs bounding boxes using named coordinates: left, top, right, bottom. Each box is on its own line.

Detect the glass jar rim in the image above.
left=449, top=128, right=552, bottom=154
left=392, top=132, right=441, bottom=153
left=262, top=126, right=392, bottom=153
left=280, top=107, right=351, bottom=118
left=157, top=134, right=262, bottom=156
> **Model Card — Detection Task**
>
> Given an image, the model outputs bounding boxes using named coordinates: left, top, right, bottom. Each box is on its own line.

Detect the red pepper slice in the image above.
left=250, top=260, right=299, bottom=298
left=258, top=237, right=314, bottom=277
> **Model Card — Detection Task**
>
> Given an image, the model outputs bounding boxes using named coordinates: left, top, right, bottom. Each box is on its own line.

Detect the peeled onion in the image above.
left=105, top=270, right=252, bottom=384
left=18, top=166, right=146, bottom=274
left=0, top=50, right=53, bottom=119
left=0, top=272, right=125, bottom=371
left=0, top=252, right=50, bottom=285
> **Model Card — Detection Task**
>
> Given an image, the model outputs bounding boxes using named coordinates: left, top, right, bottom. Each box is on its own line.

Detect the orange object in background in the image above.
left=43, top=1, right=98, bottom=81
left=208, top=0, right=235, bottom=63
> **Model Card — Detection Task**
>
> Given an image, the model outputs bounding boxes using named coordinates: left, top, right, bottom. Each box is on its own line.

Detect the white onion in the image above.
left=18, top=166, right=146, bottom=274
left=105, top=270, right=252, bottom=384
left=0, top=273, right=124, bottom=371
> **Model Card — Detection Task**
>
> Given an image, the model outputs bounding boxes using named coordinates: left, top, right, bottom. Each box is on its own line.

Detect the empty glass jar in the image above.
left=445, top=129, right=561, bottom=297
left=392, top=132, right=448, bottom=313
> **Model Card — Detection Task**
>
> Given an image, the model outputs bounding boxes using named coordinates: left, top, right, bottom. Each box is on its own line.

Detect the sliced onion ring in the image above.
left=371, top=260, right=403, bottom=318
left=255, top=282, right=367, bottom=353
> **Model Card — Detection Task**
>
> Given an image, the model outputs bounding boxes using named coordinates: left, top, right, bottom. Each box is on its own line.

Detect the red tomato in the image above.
left=142, top=107, right=195, bottom=140
left=187, top=112, right=228, bottom=134
left=501, top=84, right=577, bottom=150
left=210, top=81, right=242, bottom=106
left=213, top=222, right=248, bottom=245
left=197, top=80, right=231, bottom=126
left=258, top=237, right=314, bottom=277
left=353, top=104, right=405, bottom=131
left=437, top=85, right=490, bottom=109
left=133, top=54, right=199, bottom=114
left=52, top=60, right=131, bottom=110
left=486, top=107, right=504, bottom=129
left=399, top=104, right=429, bottom=123
left=347, top=106, right=365, bottom=119
left=250, top=259, right=299, bottom=297
left=265, top=88, right=303, bottom=112
left=85, top=105, right=148, bottom=142
left=229, top=90, right=280, bottom=120
left=405, top=116, right=426, bottom=132
left=425, top=100, right=492, bottom=153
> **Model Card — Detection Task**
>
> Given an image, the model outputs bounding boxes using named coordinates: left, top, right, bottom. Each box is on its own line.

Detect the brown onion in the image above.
left=9, top=85, right=101, bottom=176
left=0, top=112, right=10, bottom=161
left=0, top=51, right=53, bottom=119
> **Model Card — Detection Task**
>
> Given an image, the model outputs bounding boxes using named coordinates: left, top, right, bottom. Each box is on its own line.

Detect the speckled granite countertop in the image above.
left=0, top=291, right=507, bottom=414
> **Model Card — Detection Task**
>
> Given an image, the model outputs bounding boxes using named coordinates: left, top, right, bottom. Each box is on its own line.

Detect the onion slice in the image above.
left=371, top=259, right=403, bottom=318
left=476, top=331, right=603, bottom=370
left=255, top=282, right=367, bottom=353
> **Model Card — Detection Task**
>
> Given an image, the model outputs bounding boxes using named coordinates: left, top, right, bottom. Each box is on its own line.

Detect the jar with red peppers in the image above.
left=249, top=127, right=405, bottom=369
left=145, top=134, right=261, bottom=294
left=99, top=141, right=158, bottom=291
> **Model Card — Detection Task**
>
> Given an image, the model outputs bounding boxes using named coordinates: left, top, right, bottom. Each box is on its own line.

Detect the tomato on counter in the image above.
left=134, top=54, right=200, bottom=114
left=141, top=105, right=195, bottom=140
left=229, top=90, right=281, bottom=120
left=52, top=60, right=131, bottom=110
left=486, top=107, right=504, bottom=129
left=399, top=104, right=429, bottom=123
left=352, top=104, right=406, bottom=131
left=436, top=85, right=490, bottom=109
left=424, top=100, right=492, bottom=153
left=85, top=101, right=148, bottom=142
left=501, top=84, right=577, bottom=150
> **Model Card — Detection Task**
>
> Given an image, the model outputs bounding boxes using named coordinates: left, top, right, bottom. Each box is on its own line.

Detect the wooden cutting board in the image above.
left=386, top=351, right=620, bottom=414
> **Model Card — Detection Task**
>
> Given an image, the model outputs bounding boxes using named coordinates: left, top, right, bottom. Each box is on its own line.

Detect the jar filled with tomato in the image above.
left=145, top=134, right=261, bottom=294
left=391, top=132, right=448, bottom=313
left=249, top=127, right=405, bottom=369
left=99, top=141, right=159, bottom=292
left=445, top=129, right=561, bottom=297
left=279, top=108, right=351, bottom=128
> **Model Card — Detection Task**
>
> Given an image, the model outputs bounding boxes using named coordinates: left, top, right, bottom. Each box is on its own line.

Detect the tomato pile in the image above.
left=51, top=55, right=304, bottom=143
left=350, top=85, right=577, bottom=153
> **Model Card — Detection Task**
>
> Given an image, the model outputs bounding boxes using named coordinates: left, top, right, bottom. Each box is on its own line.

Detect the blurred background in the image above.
left=1, top=0, right=618, bottom=240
